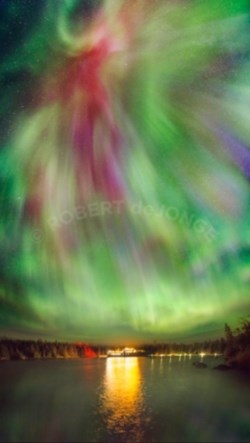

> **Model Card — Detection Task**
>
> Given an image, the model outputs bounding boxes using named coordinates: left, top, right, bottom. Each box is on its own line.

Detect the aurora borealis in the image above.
left=0, top=0, right=250, bottom=344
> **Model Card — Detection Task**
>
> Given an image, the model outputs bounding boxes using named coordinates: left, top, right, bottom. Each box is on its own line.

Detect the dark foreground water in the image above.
left=0, top=356, right=249, bottom=442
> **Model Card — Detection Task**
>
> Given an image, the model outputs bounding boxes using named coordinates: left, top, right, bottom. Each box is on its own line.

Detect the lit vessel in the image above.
left=107, top=347, right=144, bottom=357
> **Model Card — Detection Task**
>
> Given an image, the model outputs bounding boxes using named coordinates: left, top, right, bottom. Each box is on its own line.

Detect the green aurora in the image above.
left=0, top=0, right=250, bottom=344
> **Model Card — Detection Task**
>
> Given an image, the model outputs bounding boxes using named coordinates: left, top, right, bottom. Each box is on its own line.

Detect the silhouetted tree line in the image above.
left=224, top=318, right=250, bottom=371
left=0, top=337, right=228, bottom=361
left=0, top=339, right=99, bottom=360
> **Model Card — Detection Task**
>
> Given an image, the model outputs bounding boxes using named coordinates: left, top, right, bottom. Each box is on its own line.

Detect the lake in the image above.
left=0, top=356, right=249, bottom=442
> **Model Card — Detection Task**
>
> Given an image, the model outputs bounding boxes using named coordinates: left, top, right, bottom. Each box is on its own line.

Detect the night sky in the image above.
left=0, top=0, right=250, bottom=344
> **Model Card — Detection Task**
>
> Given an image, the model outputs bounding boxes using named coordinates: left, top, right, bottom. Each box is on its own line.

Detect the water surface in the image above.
left=0, top=357, right=249, bottom=442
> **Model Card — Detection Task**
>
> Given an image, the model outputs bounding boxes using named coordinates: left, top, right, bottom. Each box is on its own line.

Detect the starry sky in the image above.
left=0, top=0, right=250, bottom=344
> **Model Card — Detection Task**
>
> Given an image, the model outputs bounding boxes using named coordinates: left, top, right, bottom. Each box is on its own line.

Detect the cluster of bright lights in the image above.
left=107, top=347, right=144, bottom=356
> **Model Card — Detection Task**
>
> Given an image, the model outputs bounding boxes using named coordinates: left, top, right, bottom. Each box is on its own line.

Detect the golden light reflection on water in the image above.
left=100, top=357, right=145, bottom=440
